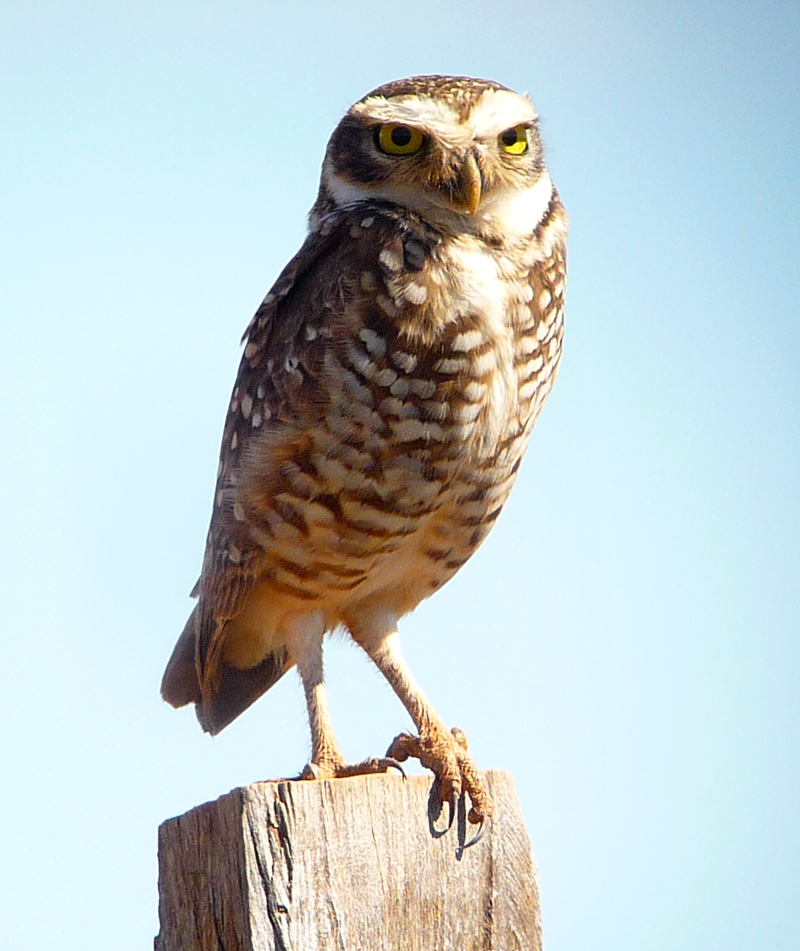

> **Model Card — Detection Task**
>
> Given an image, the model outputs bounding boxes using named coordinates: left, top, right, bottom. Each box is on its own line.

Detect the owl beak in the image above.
left=458, top=152, right=482, bottom=216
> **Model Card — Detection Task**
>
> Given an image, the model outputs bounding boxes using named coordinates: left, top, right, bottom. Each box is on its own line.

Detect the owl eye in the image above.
left=376, top=123, right=425, bottom=155
left=499, top=125, right=529, bottom=155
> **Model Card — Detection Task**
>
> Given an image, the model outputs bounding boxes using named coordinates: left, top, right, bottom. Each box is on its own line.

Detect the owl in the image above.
left=161, top=74, right=567, bottom=830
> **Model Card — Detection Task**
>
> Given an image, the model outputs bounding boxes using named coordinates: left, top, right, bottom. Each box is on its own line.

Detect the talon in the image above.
left=384, top=757, right=407, bottom=778
left=296, top=755, right=406, bottom=781
left=462, top=816, right=486, bottom=850
left=385, top=726, right=493, bottom=830
left=446, top=790, right=457, bottom=831
left=338, top=756, right=407, bottom=778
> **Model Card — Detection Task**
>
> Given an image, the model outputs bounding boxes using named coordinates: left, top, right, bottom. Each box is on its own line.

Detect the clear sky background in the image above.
left=1, top=1, right=798, bottom=948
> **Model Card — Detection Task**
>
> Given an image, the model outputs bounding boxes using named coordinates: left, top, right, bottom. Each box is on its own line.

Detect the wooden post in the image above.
left=155, top=769, right=542, bottom=951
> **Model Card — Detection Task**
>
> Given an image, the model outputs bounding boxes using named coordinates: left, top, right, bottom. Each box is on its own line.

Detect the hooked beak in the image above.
left=457, top=151, right=482, bottom=216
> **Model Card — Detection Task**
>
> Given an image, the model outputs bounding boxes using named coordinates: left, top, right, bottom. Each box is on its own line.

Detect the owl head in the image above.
left=312, top=75, right=554, bottom=241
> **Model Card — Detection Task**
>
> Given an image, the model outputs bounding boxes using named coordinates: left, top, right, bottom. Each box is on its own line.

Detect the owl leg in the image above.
left=286, top=610, right=346, bottom=777
left=357, top=625, right=493, bottom=826
left=286, top=610, right=404, bottom=781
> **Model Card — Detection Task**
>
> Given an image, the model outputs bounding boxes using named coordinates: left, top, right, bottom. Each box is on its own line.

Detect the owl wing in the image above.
left=160, top=221, right=344, bottom=722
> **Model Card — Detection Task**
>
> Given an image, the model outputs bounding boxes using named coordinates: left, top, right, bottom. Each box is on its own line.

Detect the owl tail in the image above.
left=161, top=606, right=203, bottom=708
left=160, top=604, right=290, bottom=735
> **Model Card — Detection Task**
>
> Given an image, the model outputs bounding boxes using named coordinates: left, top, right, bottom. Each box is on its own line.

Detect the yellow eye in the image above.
left=499, top=124, right=529, bottom=155
left=377, top=123, right=424, bottom=155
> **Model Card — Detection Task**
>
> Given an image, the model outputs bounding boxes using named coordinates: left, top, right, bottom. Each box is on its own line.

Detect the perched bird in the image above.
left=161, top=74, right=567, bottom=826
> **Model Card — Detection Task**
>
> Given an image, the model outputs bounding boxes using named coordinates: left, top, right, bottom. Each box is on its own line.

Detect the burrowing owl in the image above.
left=161, top=75, right=567, bottom=827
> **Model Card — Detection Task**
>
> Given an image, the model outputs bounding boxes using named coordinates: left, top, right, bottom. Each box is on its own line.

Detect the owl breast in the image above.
left=225, top=203, right=565, bottom=638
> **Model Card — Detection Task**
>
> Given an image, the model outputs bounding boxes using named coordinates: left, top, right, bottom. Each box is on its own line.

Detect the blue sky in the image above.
left=1, top=1, right=798, bottom=948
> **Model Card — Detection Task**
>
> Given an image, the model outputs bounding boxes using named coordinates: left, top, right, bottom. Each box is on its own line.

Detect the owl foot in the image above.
left=386, top=726, right=493, bottom=827
left=299, top=756, right=406, bottom=781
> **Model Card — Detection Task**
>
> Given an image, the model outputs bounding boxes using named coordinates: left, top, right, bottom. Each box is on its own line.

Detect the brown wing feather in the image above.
left=162, top=225, right=341, bottom=721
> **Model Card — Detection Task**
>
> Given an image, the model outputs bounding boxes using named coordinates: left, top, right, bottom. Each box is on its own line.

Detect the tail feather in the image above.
left=161, top=604, right=290, bottom=734
left=161, top=606, right=202, bottom=708
left=196, top=649, right=290, bottom=735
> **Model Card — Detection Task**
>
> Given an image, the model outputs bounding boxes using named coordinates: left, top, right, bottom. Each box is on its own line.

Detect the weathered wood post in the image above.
left=155, top=769, right=542, bottom=950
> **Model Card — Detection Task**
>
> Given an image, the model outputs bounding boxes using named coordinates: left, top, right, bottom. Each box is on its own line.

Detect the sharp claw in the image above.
left=384, top=757, right=407, bottom=779
left=446, top=790, right=458, bottom=831
left=461, top=815, right=486, bottom=850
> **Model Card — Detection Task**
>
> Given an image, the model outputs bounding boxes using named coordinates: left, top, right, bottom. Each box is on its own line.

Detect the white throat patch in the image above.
left=475, top=173, right=553, bottom=237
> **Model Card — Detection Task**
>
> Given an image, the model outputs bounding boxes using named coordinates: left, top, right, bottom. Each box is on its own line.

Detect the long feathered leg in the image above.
left=355, top=624, right=493, bottom=825
left=286, top=610, right=404, bottom=780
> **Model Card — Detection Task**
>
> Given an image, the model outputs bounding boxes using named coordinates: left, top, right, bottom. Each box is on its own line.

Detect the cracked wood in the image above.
left=155, top=769, right=541, bottom=951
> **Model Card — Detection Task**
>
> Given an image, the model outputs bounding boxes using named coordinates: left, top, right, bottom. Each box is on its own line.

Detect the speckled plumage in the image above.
left=162, top=75, right=567, bottom=825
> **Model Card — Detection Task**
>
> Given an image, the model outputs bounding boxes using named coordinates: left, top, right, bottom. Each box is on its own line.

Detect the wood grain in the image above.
left=155, top=769, right=541, bottom=951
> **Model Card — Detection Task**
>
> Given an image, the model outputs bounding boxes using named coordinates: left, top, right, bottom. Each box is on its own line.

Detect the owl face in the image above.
left=315, top=75, right=553, bottom=242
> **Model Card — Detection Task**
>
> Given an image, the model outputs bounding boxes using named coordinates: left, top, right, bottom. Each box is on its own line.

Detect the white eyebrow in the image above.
left=350, top=88, right=538, bottom=146
left=351, top=95, right=465, bottom=146
left=467, top=89, right=538, bottom=137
